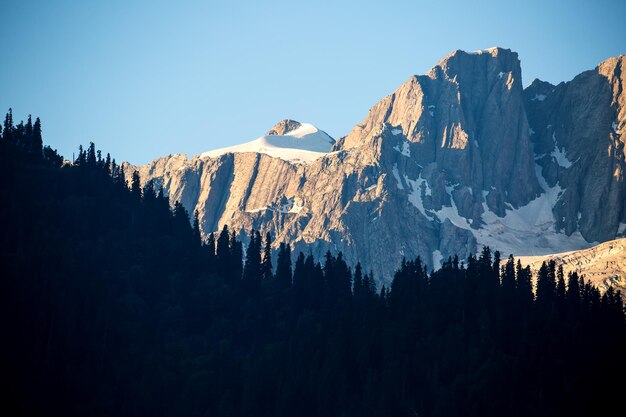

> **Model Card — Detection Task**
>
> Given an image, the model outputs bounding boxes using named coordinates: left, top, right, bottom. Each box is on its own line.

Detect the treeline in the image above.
left=1, top=111, right=625, bottom=417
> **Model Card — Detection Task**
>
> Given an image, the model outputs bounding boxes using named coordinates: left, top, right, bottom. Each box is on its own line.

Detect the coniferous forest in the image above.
left=1, top=110, right=625, bottom=417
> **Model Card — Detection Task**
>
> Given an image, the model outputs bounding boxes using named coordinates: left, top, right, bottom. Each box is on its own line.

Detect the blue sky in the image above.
left=2, top=0, right=624, bottom=164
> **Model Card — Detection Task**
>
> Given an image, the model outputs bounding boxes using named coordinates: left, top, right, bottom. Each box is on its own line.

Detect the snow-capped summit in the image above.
left=199, top=120, right=335, bottom=163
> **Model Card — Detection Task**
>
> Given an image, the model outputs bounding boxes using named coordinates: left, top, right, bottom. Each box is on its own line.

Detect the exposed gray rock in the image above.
left=525, top=55, right=626, bottom=242
left=266, top=119, right=302, bottom=136
left=123, top=50, right=626, bottom=286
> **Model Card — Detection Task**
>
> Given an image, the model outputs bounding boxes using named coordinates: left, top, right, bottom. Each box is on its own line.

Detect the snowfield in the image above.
left=199, top=123, right=335, bottom=163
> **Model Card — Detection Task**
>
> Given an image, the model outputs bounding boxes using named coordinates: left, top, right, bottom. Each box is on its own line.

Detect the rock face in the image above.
left=266, top=119, right=302, bottom=136
left=342, top=48, right=541, bottom=218
left=524, top=55, right=626, bottom=243
left=519, top=238, right=626, bottom=295
left=124, top=49, right=626, bottom=285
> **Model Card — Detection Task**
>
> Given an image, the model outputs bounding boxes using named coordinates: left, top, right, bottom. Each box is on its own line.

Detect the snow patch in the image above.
left=392, top=164, right=404, bottom=190
left=618, top=223, right=626, bottom=235
left=550, top=133, right=574, bottom=168
left=246, top=206, right=268, bottom=214
left=430, top=165, right=592, bottom=257
left=406, top=174, right=432, bottom=217
left=391, top=128, right=402, bottom=136
left=393, top=141, right=411, bottom=157
left=199, top=123, right=334, bottom=164
left=531, top=94, right=546, bottom=102
left=432, top=250, right=444, bottom=269
left=471, top=47, right=499, bottom=55
left=246, top=198, right=303, bottom=214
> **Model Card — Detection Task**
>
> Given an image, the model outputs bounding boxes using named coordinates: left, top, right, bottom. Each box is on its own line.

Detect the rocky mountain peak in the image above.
left=428, top=47, right=522, bottom=95
left=124, top=49, right=626, bottom=287
left=266, top=119, right=302, bottom=136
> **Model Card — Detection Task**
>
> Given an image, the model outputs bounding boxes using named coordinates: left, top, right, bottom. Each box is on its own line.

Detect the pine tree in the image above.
left=131, top=171, right=141, bottom=199
left=206, top=232, right=216, bottom=261
left=291, top=250, right=306, bottom=293
left=536, top=262, right=555, bottom=306
left=32, top=117, right=43, bottom=158
left=243, top=230, right=262, bottom=293
left=556, top=265, right=566, bottom=300
left=229, top=231, right=243, bottom=283
left=516, top=261, right=533, bottom=305
left=24, top=115, right=33, bottom=152
left=3, top=108, right=13, bottom=143
left=216, top=225, right=231, bottom=280
left=332, top=252, right=352, bottom=300
left=110, top=158, right=117, bottom=178
left=143, top=180, right=156, bottom=203
left=261, top=232, right=273, bottom=281
left=353, top=262, right=363, bottom=297
left=77, top=145, right=85, bottom=165
left=173, top=201, right=189, bottom=227
left=117, top=164, right=126, bottom=188
left=501, top=255, right=516, bottom=295
left=363, top=271, right=377, bottom=298
left=567, top=271, right=580, bottom=307
left=87, top=142, right=97, bottom=167
left=192, top=210, right=201, bottom=243
left=275, top=243, right=292, bottom=289
left=104, top=153, right=112, bottom=173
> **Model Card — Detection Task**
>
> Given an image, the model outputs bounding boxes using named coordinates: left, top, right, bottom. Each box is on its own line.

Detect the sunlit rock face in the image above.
left=124, top=50, right=626, bottom=285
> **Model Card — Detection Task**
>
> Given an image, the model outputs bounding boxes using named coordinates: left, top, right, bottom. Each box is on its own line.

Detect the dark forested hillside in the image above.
left=1, top=111, right=625, bottom=417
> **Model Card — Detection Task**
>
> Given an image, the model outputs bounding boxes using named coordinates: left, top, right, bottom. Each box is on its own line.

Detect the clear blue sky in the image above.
left=2, top=0, right=624, bottom=164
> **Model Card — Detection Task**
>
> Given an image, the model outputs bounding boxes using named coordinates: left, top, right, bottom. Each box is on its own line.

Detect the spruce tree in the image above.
left=87, top=142, right=97, bottom=166
left=216, top=225, right=231, bottom=280
left=103, top=153, right=110, bottom=174
left=556, top=265, right=566, bottom=300
left=229, top=231, right=243, bottom=283
left=501, top=255, right=516, bottom=295
left=77, top=145, right=86, bottom=165
left=536, top=262, right=555, bottom=306
left=192, top=210, right=201, bottom=243
left=261, top=232, right=273, bottom=281
left=516, top=261, right=533, bottom=306
left=276, top=242, right=292, bottom=288
left=243, top=229, right=262, bottom=292
left=567, top=271, right=580, bottom=306
left=143, top=180, right=156, bottom=203
left=24, top=115, right=33, bottom=152
left=353, top=262, right=363, bottom=297
left=206, top=232, right=216, bottom=261
left=131, top=171, right=142, bottom=199
left=291, top=250, right=306, bottom=293
left=363, top=271, right=377, bottom=298
left=3, top=108, right=13, bottom=143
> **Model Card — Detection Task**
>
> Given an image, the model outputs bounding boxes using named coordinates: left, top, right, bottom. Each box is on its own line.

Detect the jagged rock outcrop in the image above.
left=266, top=119, right=302, bottom=136
left=341, top=48, right=541, bottom=219
left=524, top=55, right=626, bottom=243
left=124, top=49, right=626, bottom=285
left=519, top=238, right=626, bottom=295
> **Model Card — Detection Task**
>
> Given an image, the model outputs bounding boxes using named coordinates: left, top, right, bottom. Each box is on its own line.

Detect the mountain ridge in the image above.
left=123, top=48, right=626, bottom=286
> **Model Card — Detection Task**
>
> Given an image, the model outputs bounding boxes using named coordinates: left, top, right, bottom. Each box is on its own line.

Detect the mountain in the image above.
left=200, top=120, right=335, bottom=163
left=519, top=237, right=626, bottom=294
left=124, top=48, right=626, bottom=285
